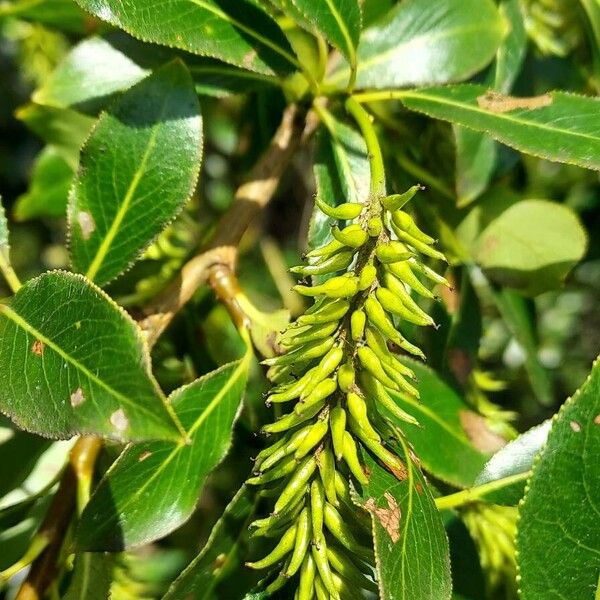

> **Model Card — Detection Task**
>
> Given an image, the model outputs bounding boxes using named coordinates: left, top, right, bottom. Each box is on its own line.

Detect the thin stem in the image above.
left=434, top=472, right=529, bottom=511
left=345, top=97, right=386, bottom=197
left=0, top=252, right=22, bottom=294
left=352, top=91, right=408, bottom=104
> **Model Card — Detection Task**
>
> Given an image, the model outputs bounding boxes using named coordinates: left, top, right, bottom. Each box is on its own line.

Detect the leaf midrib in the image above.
left=0, top=304, right=166, bottom=424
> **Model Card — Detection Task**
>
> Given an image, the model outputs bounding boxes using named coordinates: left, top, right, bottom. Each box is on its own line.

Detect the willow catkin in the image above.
left=245, top=187, right=449, bottom=596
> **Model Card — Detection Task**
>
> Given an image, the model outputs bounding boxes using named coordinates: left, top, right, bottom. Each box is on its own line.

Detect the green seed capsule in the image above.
left=302, top=346, right=344, bottom=397
left=347, top=391, right=380, bottom=441
left=336, top=361, right=355, bottom=393
left=380, top=360, right=420, bottom=397
left=360, top=371, right=419, bottom=425
left=342, top=431, right=368, bottom=485
left=274, top=456, right=317, bottom=514
left=350, top=309, right=366, bottom=342
left=262, top=401, right=326, bottom=434
left=310, top=479, right=325, bottom=539
left=246, top=455, right=297, bottom=485
left=298, top=553, right=317, bottom=600
left=245, top=522, right=297, bottom=569
left=392, top=209, right=434, bottom=244
left=295, top=419, right=328, bottom=460
left=393, top=227, right=446, bottom=262
left=316, top=198, right=363, bottom=220
left=409, top=259, right=451, bottom=287
left=351, top=419, right=407, bottom=476
left=254, top=434, right=290, bottom=468
left=267, top=367, right=319, bottom=404
left=363, top=326, right=415, bottom=380
left=383, top=272, right=435, bottom=324
left=323, top=503, right=371, bottom=560
left=331, top=224, right=369, bottom=248
left=329, top=405, right=347, bottom=460
left=297, top=299, right=350, bottom=325
left=285, top=508, right=312, bottom=577
left=265, top=558, right=292, bottom=594
left=331, top=572, right=367, bottom=600
left=317, top=445, right=337, bottom=505
left=358, top=263, right=377, bottom=291
left=375, top=241, right=414, bottom=264
left=385, top=261, right=434, bottom=298
left=326, top=545, right=378, bottom=592
left=280, top=321, right=339, bottom=349
left=357, top=345, right=399, bottom=390
left=250, top=489, right=305, bottom=530
left=367, top=216, right=383, bottom=237
left=314, top=575, right=329, bottom=600
left=262, top=336, right=335, bottom=367
left=290, top=250, right=355, bottom=276
left=294, top=275, right=360, bottom=299
left=382, top=185, right=423, bottom=212
left=376, top=287, right=433, bottom=326
left=311, top=535, right=339, bottom=599
left=305, top=238, right=346, bottom=259
left=296, top=378, right=336, bottom=415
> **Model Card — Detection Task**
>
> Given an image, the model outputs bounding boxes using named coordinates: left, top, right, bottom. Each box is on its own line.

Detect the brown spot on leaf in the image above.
left=242, top=50, right=257, bottom=70
left=77, top=211, right=96, bottom=240
left=477, top=91, right=553, bottom=113
left=70, top=387, right=85, bottom=408
left=110, top=408, right=129, bottom=432
left=364, top=492, right=401, bottom=543
left=594, top=414, right=600, bottom=425
left=138, top=451, right=152, bottom=462
left=570, top=420, right=582, bottom=433
left=31, top=340, right=44, bottom=356
left=386, top=459, right=408, bottom=481
left=415, top=483, right=423, bottom=494
left=459, top=410, right=506, bottom=453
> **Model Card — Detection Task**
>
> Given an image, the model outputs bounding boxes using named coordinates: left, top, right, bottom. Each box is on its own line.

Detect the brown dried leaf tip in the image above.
left=365, top=491, right=401, bottom=543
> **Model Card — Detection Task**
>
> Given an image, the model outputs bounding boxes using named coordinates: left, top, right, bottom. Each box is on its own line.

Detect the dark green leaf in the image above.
left=357, top=444, right=451, bottom=600
left=386, top=359, right=488, bottom=488
left=490, top=287, right=554, bottom=406
left=517, top=356, right=600, bottom=600
left=494, top=0, right=527, bottom=93
left=329, top=0, right=504, bottom=90
left=77, top=358, right=249, bottom=550
left=14, top=147, right=74, bottom=221
left=473, top=420, right=551, bottom=505
left=68, top=61, right=202, bottom=287
left=310, top=120, right=370, bottom=263
left=62, top=553, right=114, bottom=600
left=0, top=0, right=93, bottom=33
left=0, top=271, right=181, bottom=442
left=16, top=103, right=95, bottom=169
left=279, top=0, right=361, bottom=67
left=73, top=0, right=296, bottom=76
left=474, top=200, right=588, bottom=295
left=397, top=84, right=600, bottom=171
left=163, top=486, right=260, bottom=600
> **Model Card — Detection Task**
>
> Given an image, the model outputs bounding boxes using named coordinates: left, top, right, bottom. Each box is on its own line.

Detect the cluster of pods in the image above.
left=245, top=186, right=449, bottom=599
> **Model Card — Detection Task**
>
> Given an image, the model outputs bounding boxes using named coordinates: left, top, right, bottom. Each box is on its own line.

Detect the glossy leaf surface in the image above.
left=77, top=359, right=249, bottom=550
left=517, top=357, right=600, bottom=599
left=68, top=61, right=202, bottom=287
left=329, top=0, right=504, bottom=89
left=0, top=271, right=180, bottom=442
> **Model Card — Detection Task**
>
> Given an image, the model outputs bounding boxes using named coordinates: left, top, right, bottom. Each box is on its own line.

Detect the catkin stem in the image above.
left=0, top=252, right=22, bottom=294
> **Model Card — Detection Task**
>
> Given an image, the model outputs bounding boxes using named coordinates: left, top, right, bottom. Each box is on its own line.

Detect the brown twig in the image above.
left=15, top=437, right=102, bottom=600
left=140, top=103, right=318, bottom=346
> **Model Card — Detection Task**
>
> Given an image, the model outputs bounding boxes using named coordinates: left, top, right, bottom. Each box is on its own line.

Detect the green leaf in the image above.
left=517, top=356, right=600, bottom=600
left=73, top=0, right=296, bottom=76
left=385, top=359, right=488, bottom=488
left=16, top=103, right=95, bottom=169
left=77, top=358, right=249, bottom=550
left=357, top=443, right=451, bottom=600
left=494, top=0, right=527, bottom=93
left=281, top=0, right=361, bottom=68
left=0, top=271, right=181, bottom=442
left=62, top=553, right=114, bottom=600
left=396, top=84, right=600, bottom=171
left=473, top=420, right=550, bottom=505
left=329, top=0, right=504, bottom=90
left=14, top=146, right=74, bottom=221
left=474, top=199, right=588, bottom=295
left=68, top=61, right=202, bottom=287
left=0, top=0, right=92, bottom=33
left=489, top=286, right=554, bottom=406
left=310, top=119, right=370, bottom=268
left=163, top=486, right=260, bottom=600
